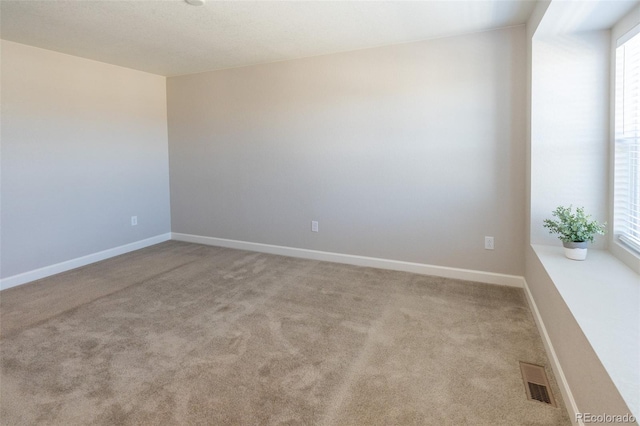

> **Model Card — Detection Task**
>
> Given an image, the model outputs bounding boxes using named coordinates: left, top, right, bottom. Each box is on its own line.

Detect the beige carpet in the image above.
left=0, top=241, right=570, bottom=425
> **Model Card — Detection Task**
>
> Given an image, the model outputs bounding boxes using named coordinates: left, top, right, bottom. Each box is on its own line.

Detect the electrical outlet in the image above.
left=311, top=220, right=319, bottom=232
left=131, top=216, right=138, bottom=226
left=484, top=236, right=494, bottom=250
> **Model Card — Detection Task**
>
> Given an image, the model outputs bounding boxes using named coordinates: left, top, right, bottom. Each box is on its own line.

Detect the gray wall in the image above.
left=530, top=31, right=610, bottom=247
left=0, top=40, right=171, bottom=278
left=167, top=26, right=526, bottom=276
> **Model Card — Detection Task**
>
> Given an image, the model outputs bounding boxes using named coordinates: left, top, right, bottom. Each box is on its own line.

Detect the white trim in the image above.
left=0, top=233, right=172, bottom=291
left=616, top=23, right=640, bottom=47
left=171, top=233, right=525, bottom=288
left=522, top=278, right=583, bottom=426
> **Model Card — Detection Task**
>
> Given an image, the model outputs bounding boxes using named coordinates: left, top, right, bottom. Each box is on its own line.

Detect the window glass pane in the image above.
left=614, top=31, right=640, bottom=254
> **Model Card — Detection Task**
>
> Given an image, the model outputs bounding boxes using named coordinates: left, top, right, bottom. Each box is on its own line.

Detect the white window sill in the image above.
left=532, top=244, right=639, bottom=417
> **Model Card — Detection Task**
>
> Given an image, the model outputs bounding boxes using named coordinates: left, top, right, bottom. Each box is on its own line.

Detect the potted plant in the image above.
left=543, top=205, right=606, bottom=261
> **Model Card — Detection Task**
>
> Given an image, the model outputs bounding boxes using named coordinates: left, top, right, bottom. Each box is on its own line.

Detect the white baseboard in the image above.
left=523, top=279, right=582, bottom=426
left=0, top=233, right=172, bottom=291
left=171, top=232, right=525, bottom=288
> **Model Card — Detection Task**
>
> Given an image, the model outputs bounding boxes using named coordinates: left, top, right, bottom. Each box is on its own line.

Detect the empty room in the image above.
left=1, top=0, right=638, bottom=425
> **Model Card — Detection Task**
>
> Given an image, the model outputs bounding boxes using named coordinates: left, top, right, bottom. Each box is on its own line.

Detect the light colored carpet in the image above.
left=1, top=241, right=570, bottom=425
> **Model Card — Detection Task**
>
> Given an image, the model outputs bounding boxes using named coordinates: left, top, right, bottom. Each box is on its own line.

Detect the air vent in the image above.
left=520, top=362, right=556, bottom=407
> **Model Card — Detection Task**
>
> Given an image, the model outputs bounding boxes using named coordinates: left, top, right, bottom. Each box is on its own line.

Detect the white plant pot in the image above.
left=562, top=241, right=588, bottom=261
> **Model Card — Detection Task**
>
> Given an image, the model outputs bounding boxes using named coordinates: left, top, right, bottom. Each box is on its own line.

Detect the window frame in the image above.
left=610, top=22, right=640, bottom=274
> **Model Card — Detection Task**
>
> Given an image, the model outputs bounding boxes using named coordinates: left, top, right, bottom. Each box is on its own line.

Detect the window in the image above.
left=614, top=26, right=640, bottom=255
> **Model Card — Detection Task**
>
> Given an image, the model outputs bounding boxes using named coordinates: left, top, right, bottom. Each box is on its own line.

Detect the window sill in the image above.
left=610, top=239, right=640, bottom=275
left=531, top=244, right=639, bottom=417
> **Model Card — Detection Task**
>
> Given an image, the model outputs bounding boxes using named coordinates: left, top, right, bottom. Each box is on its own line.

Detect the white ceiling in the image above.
left=1, top=0, right=636, bottom=77
left=1, top=0, right=539, bottom=76
left=536, top=0, right=639, bottom=35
